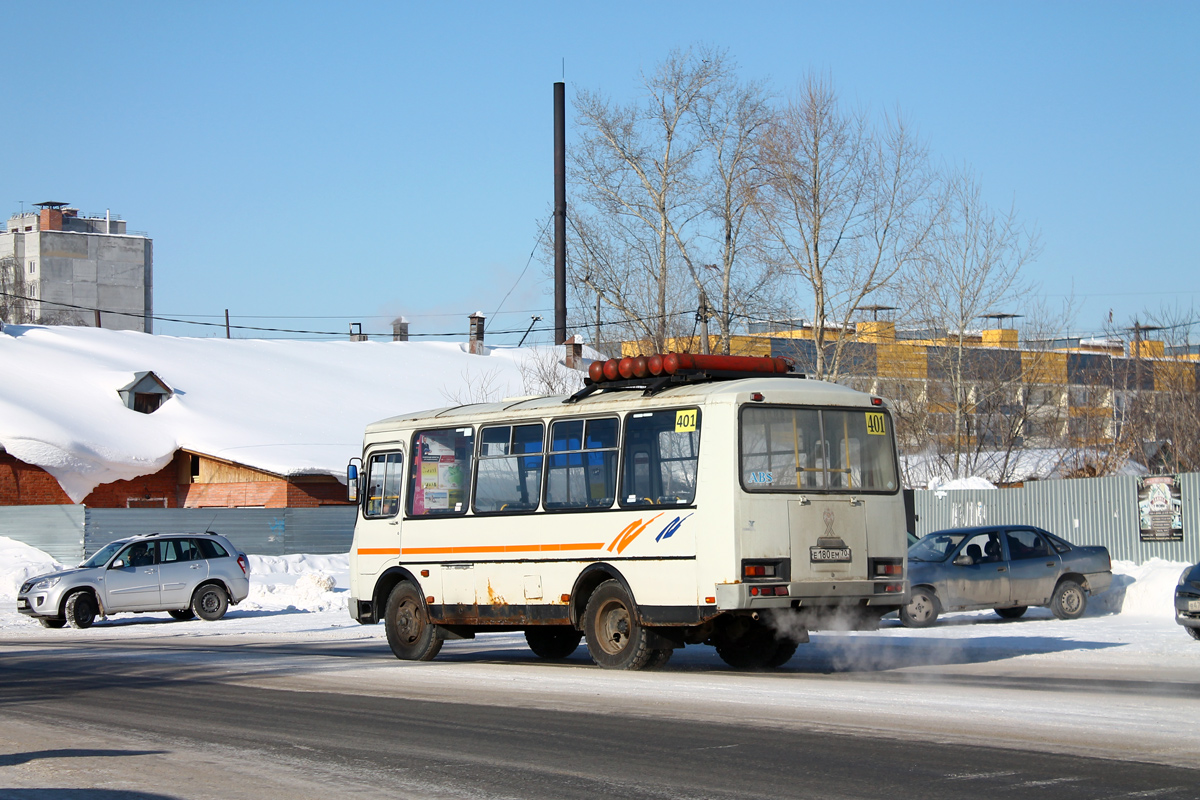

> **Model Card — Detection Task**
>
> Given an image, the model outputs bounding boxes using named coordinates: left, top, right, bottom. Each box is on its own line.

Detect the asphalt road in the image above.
left=1, top=636, right=1198, bottom=800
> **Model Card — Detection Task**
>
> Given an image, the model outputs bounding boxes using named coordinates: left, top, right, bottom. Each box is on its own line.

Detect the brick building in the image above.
left=0, top=445, right=349, bottom=509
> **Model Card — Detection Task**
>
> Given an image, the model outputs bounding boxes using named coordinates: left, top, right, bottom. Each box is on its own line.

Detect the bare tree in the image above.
left=0, top=256, right=30, bottom=324
left=898, top=172, right=1040, bottom=478
left=757, top=74, right=937, bottom=379
left=519, top=348, right=586, bottom=396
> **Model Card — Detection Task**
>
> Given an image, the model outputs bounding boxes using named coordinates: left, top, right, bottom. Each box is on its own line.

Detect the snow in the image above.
left=0, top=324, right=593, bottom=501
left=905, top=448, right=1149, bottom=487
left=930, top=475, right=997, bottom=491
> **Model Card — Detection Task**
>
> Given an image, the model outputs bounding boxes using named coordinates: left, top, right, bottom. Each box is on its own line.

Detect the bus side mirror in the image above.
left=347, top=460, right=361, bottom=503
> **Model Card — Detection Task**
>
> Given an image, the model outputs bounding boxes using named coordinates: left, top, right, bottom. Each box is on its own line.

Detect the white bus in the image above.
left=346, top=353, right=907, bottom=670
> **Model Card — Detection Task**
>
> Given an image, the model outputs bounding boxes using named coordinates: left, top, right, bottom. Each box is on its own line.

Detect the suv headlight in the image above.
left=31, top=576, right=62, bottom=592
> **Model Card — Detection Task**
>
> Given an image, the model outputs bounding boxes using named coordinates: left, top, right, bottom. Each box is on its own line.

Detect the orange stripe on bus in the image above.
left=357, top=548, right=402, bottom=555
left=401, top=542, right=606, bottom=555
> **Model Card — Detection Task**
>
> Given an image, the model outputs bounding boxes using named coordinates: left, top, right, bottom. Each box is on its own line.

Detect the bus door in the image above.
left=360, top=449, right=405, bottom=577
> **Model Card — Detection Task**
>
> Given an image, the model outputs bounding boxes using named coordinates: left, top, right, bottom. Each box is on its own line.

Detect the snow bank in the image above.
left=0, top=536, right=64, bottom=599
left=0, top=325, right=588, bottom=501
left=1094, top=558, right=1191, bottom=618
left=929, top=476, right=996, bottom=491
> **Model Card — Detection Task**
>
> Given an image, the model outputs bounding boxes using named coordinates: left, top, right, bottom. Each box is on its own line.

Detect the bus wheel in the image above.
left=525, top=626, right=583, bottom=659
left=713, top=619, right=779, bottom=669
left=583, top=580, right=656, bottom=670
left=385, top=581, right=443, bottom=662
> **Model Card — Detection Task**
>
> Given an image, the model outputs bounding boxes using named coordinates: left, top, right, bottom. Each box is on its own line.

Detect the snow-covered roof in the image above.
left=0, top=324, right=593, bottom=502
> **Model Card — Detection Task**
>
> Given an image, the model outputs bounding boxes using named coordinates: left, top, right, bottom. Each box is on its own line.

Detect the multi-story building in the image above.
left=0, top=201, right=152, bottom=332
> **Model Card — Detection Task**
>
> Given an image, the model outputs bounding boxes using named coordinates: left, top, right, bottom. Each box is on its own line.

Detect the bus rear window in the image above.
left=408, top=427, right=475, bottom=516
left=740, top=406, right=897, bottom=493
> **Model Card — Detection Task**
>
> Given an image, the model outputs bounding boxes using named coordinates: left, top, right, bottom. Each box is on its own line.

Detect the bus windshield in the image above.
left=740, top=406, right=898, bottom=493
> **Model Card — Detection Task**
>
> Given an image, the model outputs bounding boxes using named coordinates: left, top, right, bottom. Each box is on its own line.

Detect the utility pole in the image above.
left=553, top=81, right=567, bottom=345
left=225, top=309, right=231, bottom=339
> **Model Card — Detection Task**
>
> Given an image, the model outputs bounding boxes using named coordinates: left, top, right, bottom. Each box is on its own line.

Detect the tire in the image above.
left=384, top=581, right=443, bottom=661
left=168, top=608, right=196, bottom=621
left=524, top=626, right=583, bottom=659
left=1186, top=626, right=1200, bottom=642
left=766, top=639, right=799, bottom=668
left=38, top=617, right=66, bottom=629
left=713, top=618, right=780, bottom=669
left=582, top=580, right=656, bottom=670
left=996, top=606, right=1028, bottom=619
left=1050, top=580, right=1087, bottom=620
left=192, top=584, right=229, bottom=621
left=645, top=648, right=674, bottom=670
left=65, top=592, right=97, bottom=629
left=900, top=587, right=940, bottom=628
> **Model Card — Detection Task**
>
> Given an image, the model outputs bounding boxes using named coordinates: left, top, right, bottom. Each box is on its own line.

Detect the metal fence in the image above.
left=914, top=473, right=1200, bottom=565
left=1, top=506, right=356, bottom=563
left=0, top=506, right=86, bottom=563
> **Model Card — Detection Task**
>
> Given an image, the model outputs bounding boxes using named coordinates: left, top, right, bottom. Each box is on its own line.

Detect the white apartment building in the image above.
left=0, top=201, right=152, bottom=332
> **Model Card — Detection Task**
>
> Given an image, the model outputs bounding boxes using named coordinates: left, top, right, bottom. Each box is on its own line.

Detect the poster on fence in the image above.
left=1137, top=475, right=1183, bottom=542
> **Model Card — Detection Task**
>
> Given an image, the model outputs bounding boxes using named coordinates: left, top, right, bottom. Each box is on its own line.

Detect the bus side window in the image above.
left=408, top=428, right=475, bottom=517
left=364, top=451, right=404, bottom=518
left=544, top=417, right=618, bottom=510
left=474, top=423, right=544, bottom=514
left=620, top=408, right=701, bottom=507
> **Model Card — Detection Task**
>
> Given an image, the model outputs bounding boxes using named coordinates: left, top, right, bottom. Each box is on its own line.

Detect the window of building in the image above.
left=474, top=423, right=544, bottom=514
left=620, top=409, right=701, bottom=507
left=133, top=392, right=163, bottom=414
left=545, top=418, right=618, bottom=510
left=364, top=451, right=404, bottom=518
left=408, top=428, right=475, bottom=516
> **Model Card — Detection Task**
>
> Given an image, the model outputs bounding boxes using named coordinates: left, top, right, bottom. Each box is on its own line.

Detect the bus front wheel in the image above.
left=384, top=581, right=443, bottom=662
left=583, top=580, right=660, bottom=670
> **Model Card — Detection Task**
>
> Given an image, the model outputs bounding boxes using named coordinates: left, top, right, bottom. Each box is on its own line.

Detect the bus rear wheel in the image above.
left=385, top=581, right=443, bottom=662
left=525, top=626, right=583, bottom=659
left=713, top=618, right=783, bottom=669
left=583, top=580, right=657, bottom=670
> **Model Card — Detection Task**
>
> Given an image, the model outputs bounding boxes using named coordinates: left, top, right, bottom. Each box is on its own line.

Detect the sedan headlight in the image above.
left=1182, top=567, right=1195, bottom=587
left=31, top=576, right=62, bottom=592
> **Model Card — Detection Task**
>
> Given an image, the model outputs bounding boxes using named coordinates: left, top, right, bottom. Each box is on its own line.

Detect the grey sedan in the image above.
left=1176, top=563, right=1200, bottom=641
left=901, top=525, right=1112, bottom=627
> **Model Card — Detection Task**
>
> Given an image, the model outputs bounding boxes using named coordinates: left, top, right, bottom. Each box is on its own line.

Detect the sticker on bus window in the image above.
left=675, top=409, right=698, bottom=433
left=866, top=412, right=886, bottom=436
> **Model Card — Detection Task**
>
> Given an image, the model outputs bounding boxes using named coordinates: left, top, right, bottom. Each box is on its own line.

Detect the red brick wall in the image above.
left=81, top=462, right=181, bottom=508
left=0, top=454, right=73, bottom=505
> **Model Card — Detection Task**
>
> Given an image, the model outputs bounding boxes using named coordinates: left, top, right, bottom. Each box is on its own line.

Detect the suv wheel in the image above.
left=65, top=591, right=98, bottom=629
left=192, top=584, right=229, bottom=621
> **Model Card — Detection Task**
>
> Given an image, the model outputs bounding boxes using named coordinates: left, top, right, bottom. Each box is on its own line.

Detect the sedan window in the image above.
left=1006, top=529, right=1052, bottom=560
left=959, top=531, right=1003, bottom=565
left=909, top=532, right=970, bottom=562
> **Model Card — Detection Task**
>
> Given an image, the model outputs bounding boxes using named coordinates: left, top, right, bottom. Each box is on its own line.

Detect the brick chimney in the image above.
left=564, top=334, right=584, bottom=370
left=39, top=208, right=62, bottom=231
left=392, top=316, right=410, bottom=342
left=468, top=312, right=485, bottom=355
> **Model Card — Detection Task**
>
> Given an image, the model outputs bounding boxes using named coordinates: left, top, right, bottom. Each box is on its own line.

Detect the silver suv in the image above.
left=17, top=532, right=250, bottom=629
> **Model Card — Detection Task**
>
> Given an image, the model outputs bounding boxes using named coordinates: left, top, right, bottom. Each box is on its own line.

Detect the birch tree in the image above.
left=757, top=74, right=937, bottom=379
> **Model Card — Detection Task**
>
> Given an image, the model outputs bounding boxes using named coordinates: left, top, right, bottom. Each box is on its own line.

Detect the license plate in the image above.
left=17, top=598, right=28, bottom=610
left=811, top=547, right=851, bottom=562
left=1189, top=600, right=1200, bottom=612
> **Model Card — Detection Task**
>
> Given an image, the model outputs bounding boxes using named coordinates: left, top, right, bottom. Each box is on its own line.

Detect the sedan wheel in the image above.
left=1185, top=626, right=1200, bottom=642
left=1050, top=580, right=1086, bottom=620
left=900, top=588, right=940, bottom=628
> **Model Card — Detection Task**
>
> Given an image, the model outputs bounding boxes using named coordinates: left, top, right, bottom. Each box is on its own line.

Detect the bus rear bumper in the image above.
left=715, top=580, right=907, bottom=611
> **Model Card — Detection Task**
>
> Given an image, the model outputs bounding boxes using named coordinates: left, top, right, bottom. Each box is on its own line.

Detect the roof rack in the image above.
left=566, top=353, right=801, bottom=403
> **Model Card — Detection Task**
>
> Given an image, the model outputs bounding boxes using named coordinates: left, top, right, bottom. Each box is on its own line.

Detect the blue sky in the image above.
left=4, top=1, right=1197, bottom=345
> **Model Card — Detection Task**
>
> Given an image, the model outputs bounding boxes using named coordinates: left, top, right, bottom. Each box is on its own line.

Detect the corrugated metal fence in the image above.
left=0, top=506, right=356, bottom=563
left=914, top=473, right=1200, bottom=564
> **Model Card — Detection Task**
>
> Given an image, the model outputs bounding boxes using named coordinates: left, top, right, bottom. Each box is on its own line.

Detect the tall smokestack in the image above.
left=554, top=81, right=567, bottom=345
